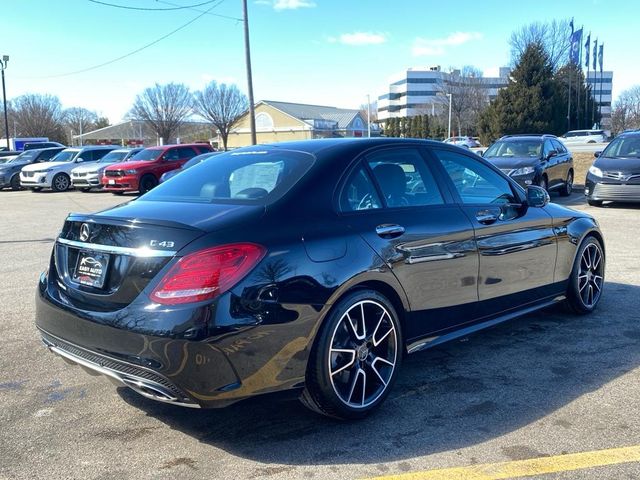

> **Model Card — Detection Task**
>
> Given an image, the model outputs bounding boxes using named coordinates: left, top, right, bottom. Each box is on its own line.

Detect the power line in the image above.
left=155, top=0, right=242, bottom=20
left=23, top=0, right=226, bottom=79
left=88, top=0, right=219, bottom=11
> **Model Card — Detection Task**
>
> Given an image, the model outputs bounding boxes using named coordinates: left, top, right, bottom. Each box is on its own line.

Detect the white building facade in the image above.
left=378, top=66, right=510, bottom=121
left=586, top=70, right=613, bottom=131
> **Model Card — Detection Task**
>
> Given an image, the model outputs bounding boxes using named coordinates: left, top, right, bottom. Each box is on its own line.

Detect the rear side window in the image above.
left=140, top=149, right=314, bottom=204
left=340, top=164, right=382, bottom=212
left=434, top=150, right=516, bottom=205
left=366, top=148, right=444, bottom=207
left=551, top=139, right=566, bottom=153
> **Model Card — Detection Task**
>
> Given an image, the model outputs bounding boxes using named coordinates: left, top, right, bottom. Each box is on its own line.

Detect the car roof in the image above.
left=145, top=144, right=210, bottom=150
left=499, top=135, right=552, bottom=141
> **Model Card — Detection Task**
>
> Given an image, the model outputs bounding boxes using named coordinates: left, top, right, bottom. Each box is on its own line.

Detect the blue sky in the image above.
left=4, top=0, right=634, bottom=123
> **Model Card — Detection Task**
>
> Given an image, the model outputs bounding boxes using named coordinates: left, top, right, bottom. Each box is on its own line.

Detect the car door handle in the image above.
left=376, top=224, right=405, bottom=238
left=476, top=210, right=499, bottom=225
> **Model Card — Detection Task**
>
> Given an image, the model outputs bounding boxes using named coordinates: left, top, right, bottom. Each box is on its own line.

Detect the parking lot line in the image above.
left=366, top=445, right=640, bottom=480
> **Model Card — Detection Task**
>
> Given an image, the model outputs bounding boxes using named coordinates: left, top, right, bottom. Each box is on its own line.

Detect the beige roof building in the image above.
left=226, top=100, right=373, bottom=149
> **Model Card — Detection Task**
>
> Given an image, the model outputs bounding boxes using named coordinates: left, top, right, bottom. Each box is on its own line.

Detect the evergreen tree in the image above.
left=421, top=115, right=430, bottom=138
left=411, top=116, right=421, bottom=138
left=478, top=42, right=564, bottom=144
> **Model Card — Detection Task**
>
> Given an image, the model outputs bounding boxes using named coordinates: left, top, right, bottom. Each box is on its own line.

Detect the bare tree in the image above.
left=12, top=94, right=67, bottom=143
left=130, top=83, right=192, bottom=145
left=509, top=19, right=571, bottom=71
left=192, top=82, right=248, bottom=151
left=64, top=107, right=98, bottom=143
left=437, top=66, right=488, bottom=136
left=611, top=85, right=640, bottom=134
left=359, top=100, right=378, bottom=124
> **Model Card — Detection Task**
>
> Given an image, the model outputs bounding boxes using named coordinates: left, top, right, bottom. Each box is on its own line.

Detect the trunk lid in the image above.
left=50, top=201, right=265, bottom=310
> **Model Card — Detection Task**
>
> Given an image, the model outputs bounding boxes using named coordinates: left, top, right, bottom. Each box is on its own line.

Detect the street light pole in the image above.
left=447, top=93, right=452, bottom=139
left=0, top=55, right=9, bottom=149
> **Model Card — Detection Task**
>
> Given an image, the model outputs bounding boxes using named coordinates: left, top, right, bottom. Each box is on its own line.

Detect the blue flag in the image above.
left=599, top=44, right=604, bottom=72
left=584, top=33, right=591, bottom=68
left=570, top=18, right=574, bottom=35
left=593, top=39, right=598, bottom=70
left=569, top=29, right=583, bottom=64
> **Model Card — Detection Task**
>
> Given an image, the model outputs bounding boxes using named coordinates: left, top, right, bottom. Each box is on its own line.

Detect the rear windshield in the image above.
left=98, top=151, right=128, bottom=163
left=601, top=136, right=640, bottom=158
left=140, top=149, right=315, bottom=204
left=484, top=140, right=541, bottom=158
left=131, top=149, right=162, bottom=161
left=50, top=150, right=79, bottom=162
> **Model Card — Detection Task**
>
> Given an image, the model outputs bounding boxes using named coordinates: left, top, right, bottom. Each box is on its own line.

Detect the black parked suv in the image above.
left=585, top=130, right=640, bottom=206
left=482, top=134, right=574, bottom=195
left=0, top=147, right=65, bottom=190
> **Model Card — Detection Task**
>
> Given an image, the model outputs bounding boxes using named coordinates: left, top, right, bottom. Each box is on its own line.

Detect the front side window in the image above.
left=340, top=164, right=382, bottom=212
left=433, top=150, right=516, bottom=205
left=140, top=149, right=314, bottom=204
left=366, top=148, right=444, bottom=207
left=50, top=150, right=79, bottom=162
left=542, top=140, right=554, bottom=158
left=177, top=147, right=197, bottom=159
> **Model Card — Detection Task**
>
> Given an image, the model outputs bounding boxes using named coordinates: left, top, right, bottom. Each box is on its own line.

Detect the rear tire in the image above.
left=51, top=173, right=70, bottom=192
left=301, top=289, right=403, bottom=420
left=10, top=174, right=21, bottom=191
left=563, top=236, right=605, bottom=314
left=559, top=170, right=573, bottom=197
left=138, top=174, right=158, bottom=194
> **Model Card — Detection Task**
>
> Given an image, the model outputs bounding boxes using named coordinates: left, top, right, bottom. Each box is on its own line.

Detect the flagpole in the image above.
left=576, top=27, right=582, bottom=129
left=567, top=19, right=574, bottom=132
left=598, top=44, right=604, bottom=128
left=585, top=33, right=590, bottom=129
left=592, top=38, right=598, bottom=126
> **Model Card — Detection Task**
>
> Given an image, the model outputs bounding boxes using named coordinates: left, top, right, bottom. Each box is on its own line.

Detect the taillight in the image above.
left=150, top=243, right=266, bottom=305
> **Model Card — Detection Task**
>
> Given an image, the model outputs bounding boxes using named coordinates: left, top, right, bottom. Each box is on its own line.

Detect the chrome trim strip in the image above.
left=57, top=237, right=176, bottom=257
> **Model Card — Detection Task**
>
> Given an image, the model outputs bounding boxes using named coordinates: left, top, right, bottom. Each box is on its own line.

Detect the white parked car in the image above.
left=20, top=145, right=119, bottom=192
left=70, top=147, right=143, bottom=192
left=560, top=130, right=608, bottom=145
left=443, top=136, right=482, bottom=148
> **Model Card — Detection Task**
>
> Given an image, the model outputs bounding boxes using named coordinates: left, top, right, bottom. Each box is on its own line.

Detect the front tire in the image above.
left=138, top=174, right=158, bottom=194
left=10, top=174, right=22, bottom=191
left=79, top=187, right=91, bottom=193
left=587, top=199, right=602, bottom=207
left=563, top=236, right=605, bottom=314
left=538, top=175, right=548, bottom=192
left=301, top=290, right=402, bottom=420
left=51, top=173, right=70, bottom=192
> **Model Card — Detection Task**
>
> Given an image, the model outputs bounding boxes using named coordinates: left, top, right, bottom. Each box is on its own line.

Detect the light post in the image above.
left=446, top=93, right=452, bottom=139
left=0, top=55, right=9, bottom=148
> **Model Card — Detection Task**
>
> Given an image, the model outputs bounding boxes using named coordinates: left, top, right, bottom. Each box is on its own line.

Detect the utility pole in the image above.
left=447, top=94, right=452, bottom=139
left=242, top=0, right=256, bottom=145
left=0, top=56, right=9, bottom=148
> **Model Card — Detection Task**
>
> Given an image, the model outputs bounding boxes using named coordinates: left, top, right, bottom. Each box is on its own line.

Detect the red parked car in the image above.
left=102, top=144, right=214, bottom=194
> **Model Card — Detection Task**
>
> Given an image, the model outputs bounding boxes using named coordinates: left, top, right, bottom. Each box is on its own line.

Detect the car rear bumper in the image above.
left=35, top=269, right=316, bottom=408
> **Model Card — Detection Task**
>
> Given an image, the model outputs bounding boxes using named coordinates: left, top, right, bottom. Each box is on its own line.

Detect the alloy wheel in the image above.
left=578, top=243, right=604, bottom=308
left=328, top=300, right=398, bottom=409
left=53, top=174, right=69, bottom=191
left=566, top=172, right=573, bottom=194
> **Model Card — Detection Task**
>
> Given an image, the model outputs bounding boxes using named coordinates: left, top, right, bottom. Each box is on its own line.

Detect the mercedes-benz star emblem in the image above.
left=80, top=223, right=90, bottom=242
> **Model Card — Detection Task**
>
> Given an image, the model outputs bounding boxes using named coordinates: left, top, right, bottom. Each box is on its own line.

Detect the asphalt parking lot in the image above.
left=1, top=188, right=639, bottom=480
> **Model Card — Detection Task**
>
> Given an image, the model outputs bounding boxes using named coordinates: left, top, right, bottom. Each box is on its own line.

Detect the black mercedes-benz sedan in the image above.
left=36, top=138, right=605, bottom=419
left=585, top=130, right=640, bottom=206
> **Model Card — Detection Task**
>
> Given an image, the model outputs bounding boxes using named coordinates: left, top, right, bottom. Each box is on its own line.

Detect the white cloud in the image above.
left=328, top=32, right=387, bottom=46
left=412, top=32, right=483, bottom=56
left=256, top=0, right=316, bottom=10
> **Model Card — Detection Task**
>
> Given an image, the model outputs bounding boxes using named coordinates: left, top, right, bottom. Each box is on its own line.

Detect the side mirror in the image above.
left=594, top=151, right=601, bottom=158
left=546, top=150, right=558, bottom=160
left=526, top=185, right=550, bottom=208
